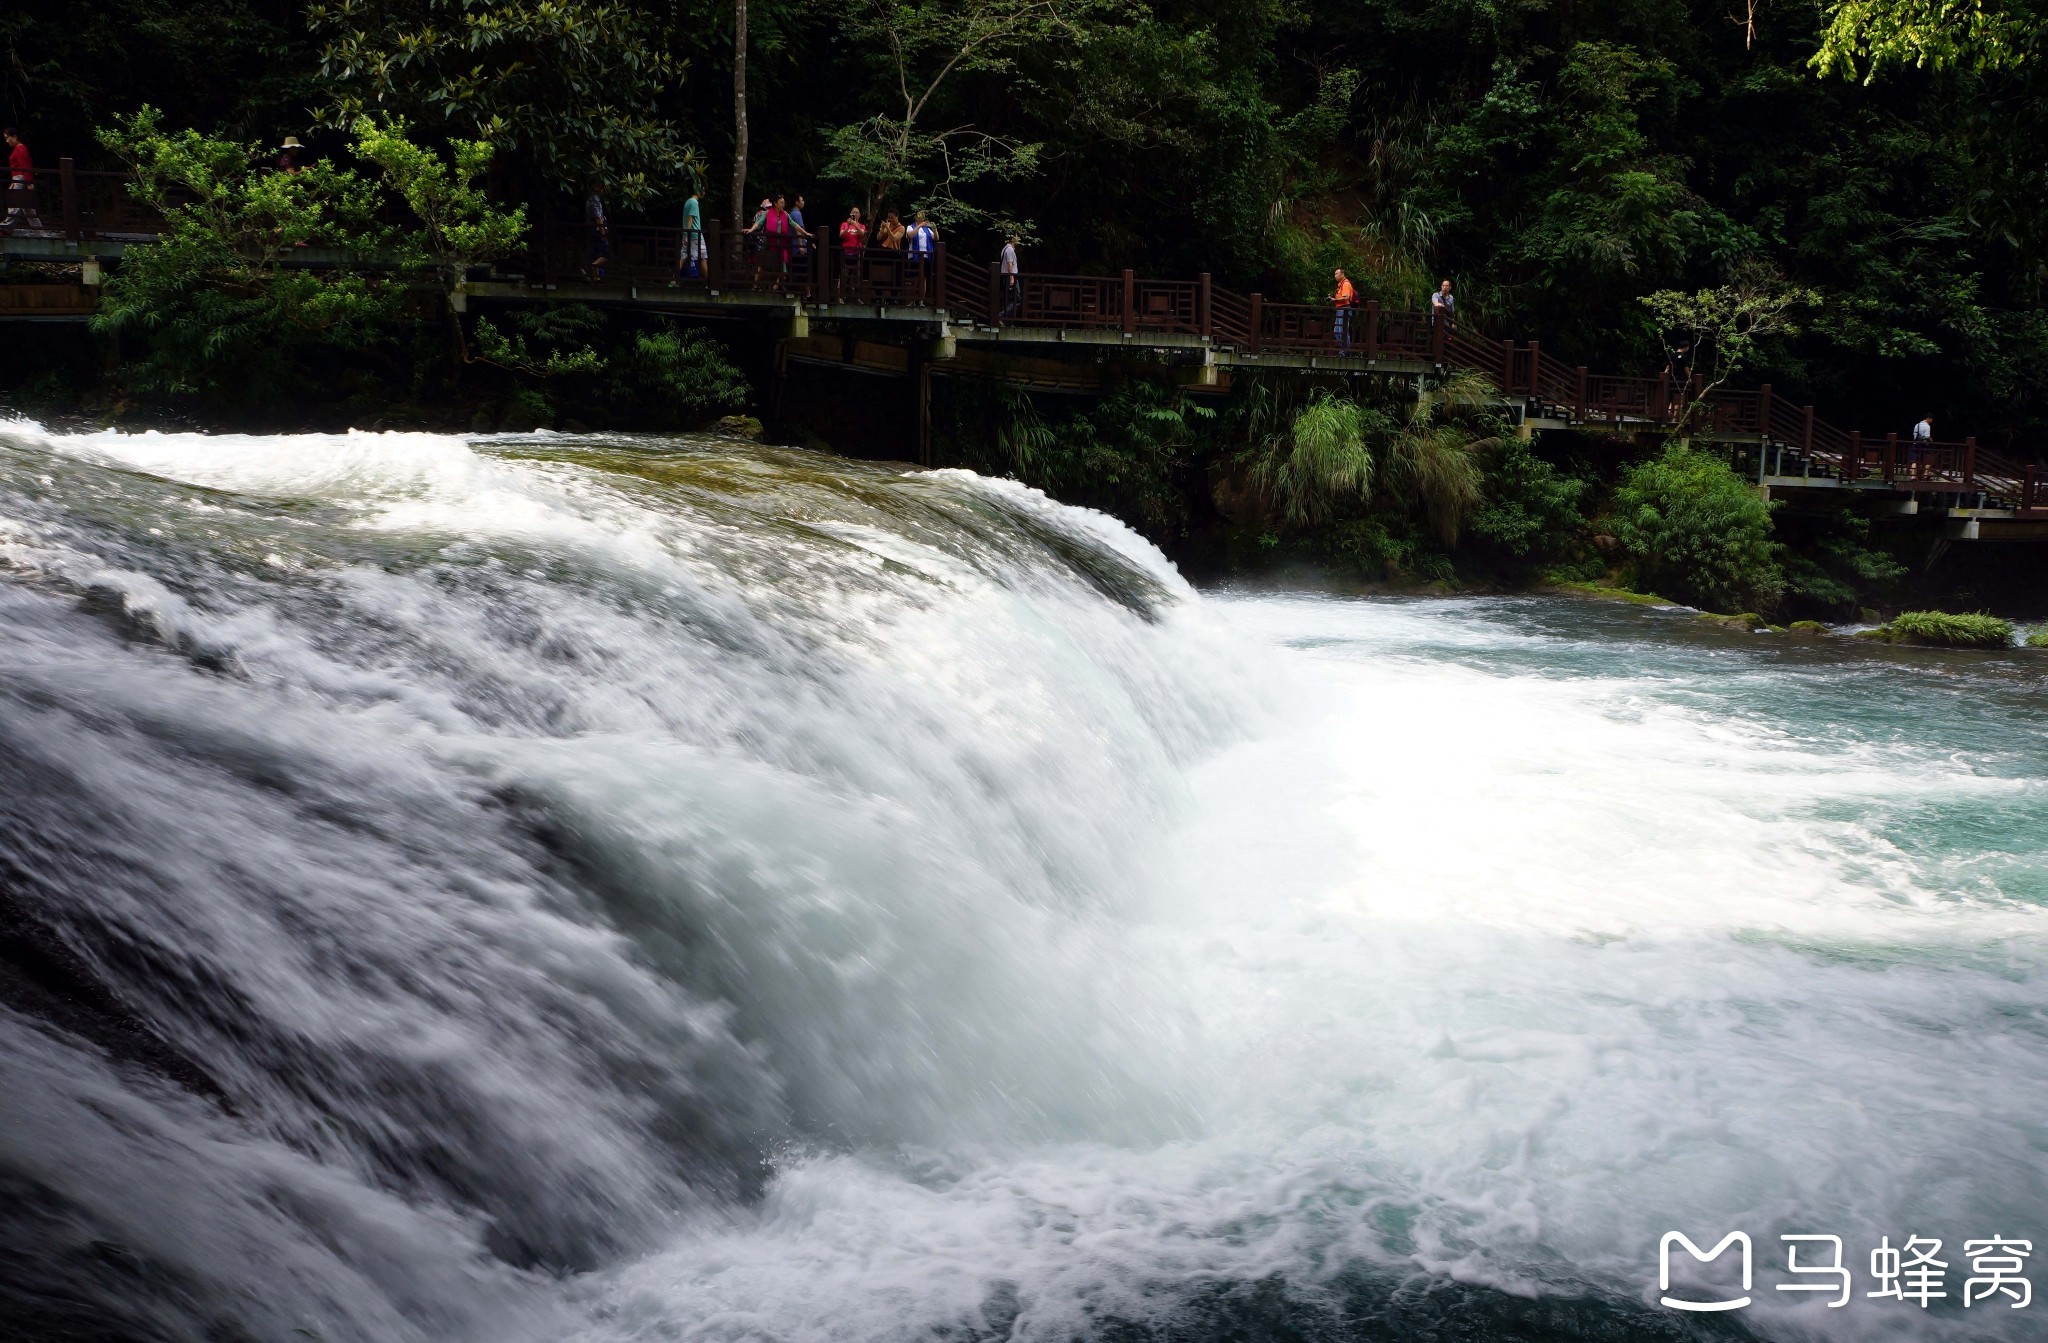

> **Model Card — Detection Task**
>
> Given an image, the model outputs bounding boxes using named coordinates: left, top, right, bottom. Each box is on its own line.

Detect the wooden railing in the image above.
left=9, top=172, right=2043, bottom=499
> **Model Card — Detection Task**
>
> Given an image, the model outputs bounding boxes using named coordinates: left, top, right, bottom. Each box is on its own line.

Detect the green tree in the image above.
left=1611, top=444, right=1784, bottom=612
left=1640, top=265, right=1818, bottom=427
left=823, top=0, right=1111, bottom=229
left=1814, top=0, right=2044, bottom=79
left=91, top=108, right=404, bottom=402
left=308, top=0, right=699, bottom=202
left=350, top=116, right=527, bottom=360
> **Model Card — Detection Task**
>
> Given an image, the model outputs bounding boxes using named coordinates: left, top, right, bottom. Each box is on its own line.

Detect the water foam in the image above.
left=3, top=422, right=2043, bottom=1342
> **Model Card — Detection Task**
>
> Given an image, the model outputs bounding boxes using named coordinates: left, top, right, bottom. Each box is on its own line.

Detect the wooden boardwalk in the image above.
left=5, top=164, right=2044, bottom=534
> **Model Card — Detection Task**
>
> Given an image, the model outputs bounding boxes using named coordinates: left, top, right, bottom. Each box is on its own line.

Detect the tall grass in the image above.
left=1384, top=372, right=1496, bottom=544
left=1247, top=392, right=1379, bottom=529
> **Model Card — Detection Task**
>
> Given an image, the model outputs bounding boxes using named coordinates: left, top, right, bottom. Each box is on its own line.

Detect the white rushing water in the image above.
left=2, top=421, right=2043, bottom=1343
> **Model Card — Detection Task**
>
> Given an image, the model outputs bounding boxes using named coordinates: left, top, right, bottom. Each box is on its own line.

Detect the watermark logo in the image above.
left=1660, top=1231, right=1752, bottom=1311
left=1778, top=1234, right=1850, bottom=1308
left=1659, top=1232, right=2032, bottom=1311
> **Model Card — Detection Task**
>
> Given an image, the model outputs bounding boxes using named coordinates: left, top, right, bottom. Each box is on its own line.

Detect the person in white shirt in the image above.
left=1431, top=278, right=1455, bottom=329
left=1000, top=234, right=1020, bottom=317
left=1911, top=416, right=1934, bottom=481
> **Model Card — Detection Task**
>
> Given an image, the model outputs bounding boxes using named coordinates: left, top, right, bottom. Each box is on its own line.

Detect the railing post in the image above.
left=1882, top=432, right=1895, bottom=482
left=1848, top=431, right=1862, bottom=479
left=1198, top=273, right=1212, bottom=338
left=1121, top=268, right=1135, bottom=335
left=935, top=243, right=948, bottom=312
left=2027, top=465, right=2039, bottom=511
left=1527, top=340, right=1540, bottom=395
left=1501, top=339, right=1514, bottom=391
left=988, top=261, right=1002, bottom=327
left=1575, top=366, right=1588, bottom=420
left=1802, top=405, right=1814, bottom=455
left=1964, top=436, right=1977, bottom=491
left=1363, top=299, right=1379, bottom=358
left=1757, top=383, right=1773, bottom=436
left=705, top=219, right=722, bottom=288
left=1431, top=309, right=1447, bottom=365
left=1248, top=293, right=1263, bottom=353
left=59, top=157, right=80, bottom=242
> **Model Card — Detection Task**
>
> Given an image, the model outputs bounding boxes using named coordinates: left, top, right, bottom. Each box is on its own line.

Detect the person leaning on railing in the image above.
left=2, top=127, right=45, bottom=234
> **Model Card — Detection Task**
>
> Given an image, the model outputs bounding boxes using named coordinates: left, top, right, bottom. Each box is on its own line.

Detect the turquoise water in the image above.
left=1, top=422, right=2042, bottom=1342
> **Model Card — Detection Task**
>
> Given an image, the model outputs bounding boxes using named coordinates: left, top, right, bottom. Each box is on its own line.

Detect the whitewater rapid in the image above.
left=2, top=421, right=2043, bottom=1343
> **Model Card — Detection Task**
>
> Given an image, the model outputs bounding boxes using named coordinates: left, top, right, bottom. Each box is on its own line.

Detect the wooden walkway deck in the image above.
left=4, top=164, right=2042, bottom=532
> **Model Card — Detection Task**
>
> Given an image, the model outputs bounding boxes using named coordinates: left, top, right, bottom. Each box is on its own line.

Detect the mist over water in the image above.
left=2, top=420, right=2044, bottom=1343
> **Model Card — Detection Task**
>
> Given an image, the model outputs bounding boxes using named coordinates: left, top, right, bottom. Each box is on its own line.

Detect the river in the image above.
left=1, top=423, right=2042, bottom=1343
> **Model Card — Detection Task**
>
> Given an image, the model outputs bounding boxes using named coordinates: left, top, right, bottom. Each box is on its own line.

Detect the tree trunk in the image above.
left=731, top=0, right=749, bottom=235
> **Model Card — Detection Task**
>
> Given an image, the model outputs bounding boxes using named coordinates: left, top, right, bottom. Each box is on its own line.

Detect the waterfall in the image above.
left=6, top=420, right=2045, bottom=1343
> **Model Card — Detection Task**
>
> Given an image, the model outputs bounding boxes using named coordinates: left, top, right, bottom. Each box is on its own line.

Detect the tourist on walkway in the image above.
left=1331, top=267, right=1357, bottom=352
left=907, top=210, right=938, bottom=303
left=837, top=207, right=867, bottom=299
left=582, top=181, right=610, bottom=282
left=276, top=136, right=306, bottom=175
left=2, top=128, right=44, bottom=233
left=876, top=211, right=904, bottom=251
left=744, top=196, right=796, bottom=285
left=1001, top=234, right=1021, bottom=317
left=766, top=194, right=801, bottom=284
left=791, top=194, right=810, bottom=262
left=1912, top=415, right=1934, bottom=481
left=672, top=186, right=705, bottom=284
left=1431, top=278, right=1455, bottom=330
left=744, top=196, right=770, bottom=275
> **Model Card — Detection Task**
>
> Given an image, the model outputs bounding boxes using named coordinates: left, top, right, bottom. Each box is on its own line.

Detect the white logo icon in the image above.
left=1660, top=1231, right=1753, bottom=1311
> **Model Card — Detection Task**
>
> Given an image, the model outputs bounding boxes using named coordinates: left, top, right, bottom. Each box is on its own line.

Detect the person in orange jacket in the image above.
left=1332, top=268, right=1358, bottom=353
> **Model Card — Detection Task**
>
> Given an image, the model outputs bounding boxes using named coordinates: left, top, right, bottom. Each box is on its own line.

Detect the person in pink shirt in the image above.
left=836, top=207, right=867, bottom=299
left=3, top=128, right=45, bottom=232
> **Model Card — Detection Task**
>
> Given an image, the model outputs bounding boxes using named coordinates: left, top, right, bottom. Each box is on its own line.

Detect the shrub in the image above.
left=607, top=325, right=749, bottom=424
left=2027, top=627, right=2048, bottom=649
left=1876, top=611, right=2013, bottom=648
left=1610, top=443, right=1783, bottom=613
left=1777, top=508, right=1907, bottom=619
left=1469, top=438, right=1588, bottom=575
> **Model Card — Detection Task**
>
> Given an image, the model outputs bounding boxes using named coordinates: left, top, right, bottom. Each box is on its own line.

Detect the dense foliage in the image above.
left=1611, top=443, right=1783, bottom=611
left=1872, top=610, right=2016, bottom=646
left=8, top=0, right=2045, bottom=441
left=2, top=0, right=2044, bottom=610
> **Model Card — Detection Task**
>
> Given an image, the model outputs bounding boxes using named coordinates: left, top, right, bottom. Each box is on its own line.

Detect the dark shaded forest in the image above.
left=4, top=0, right=2046, bottom=615
left=6, top=0, right=2045, bottom=441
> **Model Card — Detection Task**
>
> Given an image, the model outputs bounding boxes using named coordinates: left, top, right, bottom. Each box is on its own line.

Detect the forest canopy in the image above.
left=3, top=0, right=2046, bottom=446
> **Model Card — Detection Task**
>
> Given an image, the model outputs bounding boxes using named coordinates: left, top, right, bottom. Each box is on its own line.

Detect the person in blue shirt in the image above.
left=671, top=188, right=704, bottom=285
left=907, top=210, right=938, bottom=303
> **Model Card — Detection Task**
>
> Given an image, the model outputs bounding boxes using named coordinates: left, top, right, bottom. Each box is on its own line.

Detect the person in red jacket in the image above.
left=3, top=128, right=45, bottom=233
